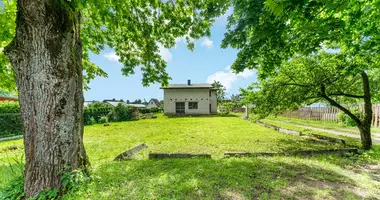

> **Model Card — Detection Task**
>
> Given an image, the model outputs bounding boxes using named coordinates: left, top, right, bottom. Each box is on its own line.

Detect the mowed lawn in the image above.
left=1, top=115, right=380, bottom=199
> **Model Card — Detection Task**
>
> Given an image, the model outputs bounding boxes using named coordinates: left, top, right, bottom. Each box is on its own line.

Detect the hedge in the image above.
left=0, top=102, right=141, bottom=138
left=139, top=107, right=163, bottom=114
left=0, top=113, right=22, bottom=138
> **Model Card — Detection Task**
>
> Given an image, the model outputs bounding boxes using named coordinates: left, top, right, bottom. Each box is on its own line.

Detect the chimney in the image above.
left=187, top=79, right=191, bottom=85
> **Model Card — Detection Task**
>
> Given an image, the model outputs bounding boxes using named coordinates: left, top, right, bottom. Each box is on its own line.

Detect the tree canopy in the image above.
left=0, top=0, right=230, bottom=91
left=211, top=80, right=226, bottom=103
left=222, top=0, right=380, bottom=149
left=222, top=0, right=380, bottom=78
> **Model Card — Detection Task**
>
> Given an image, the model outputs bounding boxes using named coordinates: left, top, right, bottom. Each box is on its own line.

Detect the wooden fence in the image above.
left=281, top=104, right=380, bottom=127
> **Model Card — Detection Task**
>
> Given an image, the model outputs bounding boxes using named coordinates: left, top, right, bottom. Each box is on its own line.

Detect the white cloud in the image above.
left=207, top=65, right=255, bottom=90
left=103, top=52, right=120, bottom=62
left=201, top=38, right=213, bottom=49
left=158, top=45, right=172, bottom=62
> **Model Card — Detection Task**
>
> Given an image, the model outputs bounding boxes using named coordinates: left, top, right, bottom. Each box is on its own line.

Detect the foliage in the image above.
left=0, top=0, right=230, bottom=90
left=222, top=0, right=380, bottom=78
left=0, top=113, right=22, bottom=138
left=86, top=102, right=113, bottom=109
left=99, top=116, right=108, bottom=124
left=139, top=107, right=162, bottom=114
left=241, top=53, right=373, bottom=117
left=108, top=103, right=138, bottom=122
left=219, top=102, right=234, bottom=115
left=84, top=106, right=113, bottom=125
left=211, top=80, right=226, bottom=103
left=222, top=0, right=380, bottom=149
left=230, top=94, right=243, bottom=108
left=0, top=101, right=19, bottom=113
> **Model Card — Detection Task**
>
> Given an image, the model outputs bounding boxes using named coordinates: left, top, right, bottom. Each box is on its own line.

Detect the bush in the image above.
left=108, top=103, right=138, bottom=122
left=337, top=107, right=361, bottom=127
left=150, top=107, right=162, bottom=113
left=0, top=101, right=20, bottom=113
left=87, top=117, right=96, bottom=125
left=0, top=113, right=22, bottom=138
left=84, top=107, right=112, bottom=125
left=99, top=116, right=108, bottom=124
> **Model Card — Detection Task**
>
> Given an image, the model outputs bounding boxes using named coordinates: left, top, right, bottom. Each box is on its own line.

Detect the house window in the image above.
left=209, top=90, right=211, bottom=97
left=188, top=102, right=198, bottom=109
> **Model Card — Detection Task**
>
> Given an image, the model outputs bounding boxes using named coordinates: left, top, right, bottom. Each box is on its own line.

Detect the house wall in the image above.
left=146, top=100, right=158, bottom=109
left=163, top=88, right=217, bottom=115
left=210, top=90, right=217, bottom=114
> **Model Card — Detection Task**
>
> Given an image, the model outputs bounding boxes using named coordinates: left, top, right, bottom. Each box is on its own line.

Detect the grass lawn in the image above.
left=265, top=116, right=380, bottom=134
left=1, top=114, right=380, bottom=199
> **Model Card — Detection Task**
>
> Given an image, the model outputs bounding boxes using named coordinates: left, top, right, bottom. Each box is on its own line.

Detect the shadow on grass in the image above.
left=82, top=158, right=367, bottom=199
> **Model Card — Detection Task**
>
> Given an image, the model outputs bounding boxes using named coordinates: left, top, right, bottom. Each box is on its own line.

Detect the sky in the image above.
left=84, top=13, right=258, bottom=102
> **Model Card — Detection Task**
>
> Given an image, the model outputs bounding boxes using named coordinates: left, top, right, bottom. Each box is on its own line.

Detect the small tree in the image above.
left=222, top=0, right=380, bottom=150
left=211, top=80, right=226, bottom=104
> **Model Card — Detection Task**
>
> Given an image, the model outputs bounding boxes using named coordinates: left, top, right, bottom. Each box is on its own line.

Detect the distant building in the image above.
left=146, top=98, right=160, bottom=109
left=0, top=95, right=18, bottom=102
left=84, top=101, right=99, bottom=107
left=103, top=99, right=124, bottom=107
left=160, top=80, right=217, bottom=115
left=125, top=104, right=146, bottom=108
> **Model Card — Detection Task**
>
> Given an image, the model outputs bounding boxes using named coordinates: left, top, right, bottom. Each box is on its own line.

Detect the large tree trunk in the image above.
left=359, top=71, right=372, bottom=150
left=4, top=0, right=89, bottom=198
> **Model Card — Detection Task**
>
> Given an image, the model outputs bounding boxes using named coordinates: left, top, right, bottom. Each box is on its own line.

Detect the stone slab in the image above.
left=149, top=153, right=211, bottom=159
left=114, top=143, right=148, bottom=161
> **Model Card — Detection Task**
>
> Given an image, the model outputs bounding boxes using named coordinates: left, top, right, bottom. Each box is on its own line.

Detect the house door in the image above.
left=175, top=102, right=185, bottom=114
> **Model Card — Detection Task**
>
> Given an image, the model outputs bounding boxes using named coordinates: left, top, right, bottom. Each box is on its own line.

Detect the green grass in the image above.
left=1, top=114, right=380, bottom=199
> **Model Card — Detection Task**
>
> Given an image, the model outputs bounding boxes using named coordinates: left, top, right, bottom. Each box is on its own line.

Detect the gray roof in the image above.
left=161, top=83, right=213, bottom=89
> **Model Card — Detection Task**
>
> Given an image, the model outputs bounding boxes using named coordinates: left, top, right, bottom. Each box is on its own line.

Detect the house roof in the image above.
left=126, top=104, right=146, bottom=108
left=0, top=95, right=18, bottom=102
left=104, top=101, right=124, bottom=107
left=149, top=98, right=160, bottom=106
left=160, top=83, right=214, bottom=89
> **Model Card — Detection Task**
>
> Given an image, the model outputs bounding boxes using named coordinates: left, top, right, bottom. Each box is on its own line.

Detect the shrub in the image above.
left=150, top=107, right=162, bottom=113
left=337, top=107, right=361, bottom=127
left=84, top=107, right=112, bottom=125
left=108, top=103, right=138, bottom=122
left=0, top=113, right=22, bottom=138
left=87, top=117, right=96, bottom=125
left=0, top=101, right=20, bottom=113
left=99, top=116, right=108, bottom=124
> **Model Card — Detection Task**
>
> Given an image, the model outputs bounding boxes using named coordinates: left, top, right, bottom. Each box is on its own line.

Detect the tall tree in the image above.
left=211, top=80, right=226, bottom=103
left=0, top=0, right=229, bottom=197
left=222, top=0, right=380, bottom=150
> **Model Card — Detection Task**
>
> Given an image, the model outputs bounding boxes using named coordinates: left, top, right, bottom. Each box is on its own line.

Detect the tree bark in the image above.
left=359, top=71, right=372, bottom=150
left=4, top=0, right=89, bottom=198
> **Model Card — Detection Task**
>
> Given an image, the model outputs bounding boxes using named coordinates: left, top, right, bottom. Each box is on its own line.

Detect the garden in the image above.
left=1, top=114, right=379, bottom=199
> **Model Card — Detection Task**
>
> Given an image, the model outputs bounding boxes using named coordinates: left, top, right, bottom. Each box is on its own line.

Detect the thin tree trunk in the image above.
left=360, top=71, right=372, bottom=150
left=4, top=0, right=89, bottom=198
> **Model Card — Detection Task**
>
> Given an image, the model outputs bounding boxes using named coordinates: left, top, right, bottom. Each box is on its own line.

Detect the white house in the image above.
left=160, top=80, right=217, bottom=115
left=146, top=98, right=160, bottom=109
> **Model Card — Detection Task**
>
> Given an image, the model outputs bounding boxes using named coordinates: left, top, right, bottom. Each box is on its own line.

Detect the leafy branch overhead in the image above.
left=0, top=0, right=230, bottom=90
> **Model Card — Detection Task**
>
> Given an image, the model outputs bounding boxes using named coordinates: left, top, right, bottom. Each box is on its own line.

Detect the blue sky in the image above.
left=84, top=14, right=258, bottom=102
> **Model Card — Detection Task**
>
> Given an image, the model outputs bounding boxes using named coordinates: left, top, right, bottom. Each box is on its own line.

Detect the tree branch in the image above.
left=320, top=84, right=362, bottom=126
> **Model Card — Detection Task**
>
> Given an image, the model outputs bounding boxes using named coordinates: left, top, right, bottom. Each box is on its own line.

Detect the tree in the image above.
left=230, top=94, right=242, bottom=108
left=222, top=0, right=380, bottom=150
left=211, top=80, right=226, bottom=103
left=0, top=0, right=229, bottom=197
